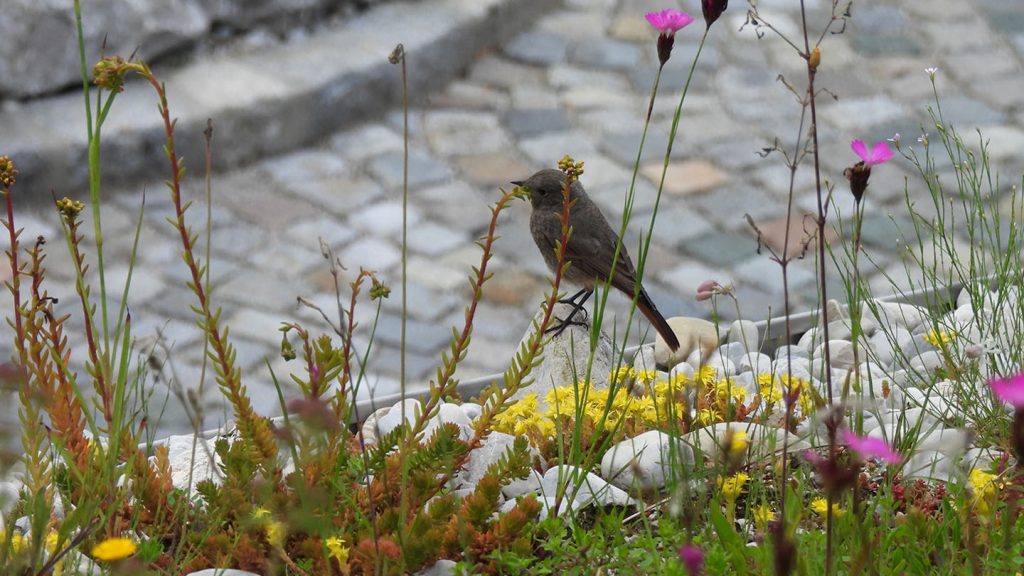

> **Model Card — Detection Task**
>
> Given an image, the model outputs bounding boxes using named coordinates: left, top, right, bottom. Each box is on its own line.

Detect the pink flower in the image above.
left=851, top=139, right=893, bottom=167
left=990, top=373, right=1024, bottom=408
left=646, top=9, right=695, bottom=35
left=841, top=429, right=902, bottom=464
left=678, top=543, right=704, bottom=575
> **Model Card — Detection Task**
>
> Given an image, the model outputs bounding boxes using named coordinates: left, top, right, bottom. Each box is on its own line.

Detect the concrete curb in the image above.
left=0, top=0, right=548, bottom=205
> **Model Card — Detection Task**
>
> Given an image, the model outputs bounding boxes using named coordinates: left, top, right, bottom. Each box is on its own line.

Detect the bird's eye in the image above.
left=539, top=188, right=547, bottom=196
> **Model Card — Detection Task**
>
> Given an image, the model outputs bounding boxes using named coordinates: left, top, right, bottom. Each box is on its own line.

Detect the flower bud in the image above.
left=702, top=0, right=728, bottom=29
left=844, top=161, right=871, bottom=203
left=657, top=33, right=675, bottom=66
left=0, top=155, right=16, bottom=188
left=809, top=47, right=821, bottom=72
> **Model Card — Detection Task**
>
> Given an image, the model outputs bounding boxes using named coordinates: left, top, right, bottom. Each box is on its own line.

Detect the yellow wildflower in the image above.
left=266, top=521, right=286, bottom=548
left=45, top=531, right=59, bottom=552
left=91, top=537, right=137, bottom=561
left=325, top=536, right=350, bottom=564
left=923, top=329, right=955, bottom=347
left=635, top=370, right=658, bottom=384
left=968, top=469, right=1000, bottom=515
left=727, top=430, right=749, bottom=457
left=545, top=385, right=579, bottom=418
left=610, top=366, right=636, bottom=384
left=252, top=507, right=271, bottom=520
left=697, top=408, right=719, bottom=426
left=720, top=473, right=750, bottom=501
left=809, top=497, right=844, bottom=518
left=752, top=504, right=774, bottom=529
left=1, top=531, right=26, bottom=554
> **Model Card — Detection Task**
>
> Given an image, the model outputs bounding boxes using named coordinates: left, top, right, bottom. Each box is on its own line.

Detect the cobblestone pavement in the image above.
left=4, top=0, right=1024, bottom=435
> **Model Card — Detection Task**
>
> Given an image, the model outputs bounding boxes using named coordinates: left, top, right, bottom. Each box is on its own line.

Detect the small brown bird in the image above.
left=513, top=169, right=681, bottom=351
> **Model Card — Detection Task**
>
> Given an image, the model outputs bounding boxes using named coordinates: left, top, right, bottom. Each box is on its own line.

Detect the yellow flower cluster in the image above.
left=493, top=393, right=556, bottom=438
left=325, top=536, right=350, bottom=565
left=751, top=503, right=775, bottom=529
left=968, top=468, right=1000, bottom=515
left=719, top=472, right=750, bottom=501
left=923, top=328, right=956, bottom=348
left=91, top=537, right=137, bottom=561
left=810, top=497, right=844, bottom=518
left=756, top=373, right=816, bottom=418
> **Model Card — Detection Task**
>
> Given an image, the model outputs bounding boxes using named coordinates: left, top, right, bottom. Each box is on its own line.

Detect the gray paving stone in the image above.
left=598, top=130, right=674, bottom=165
left=371, top=314, right=455, bottom=355
left=504, top=109, right=573, bottom=139
left=819, top=95, right=910, bottom=132
left=340, top=237, right=401, bottom=272
left=640, top=205, right=715, bottom=249
left=691, top=183, right=787, bottom=229
left=853, top=33, right=922, bottom=57
left=469, top=55, right=549, bottom=90
left=380, top=281, right=462, bottom=323
left=735, top=255, right=816, bottom=293
left=423, top=110, right=512, bottom=156
left=505, top=31, right=572, bottom=66
left=286, top=215, right=358, bottom=253
left=351, top=200, right=424, bottom=236
left=366, top=344, right=437, bottom=381
left=406, top=222, right=467, bottom=257
left=682, top=230, right=761, bottom=267
left=658, top=261, right=735, bottom=301
left=367, top=150, right=453, bottom=190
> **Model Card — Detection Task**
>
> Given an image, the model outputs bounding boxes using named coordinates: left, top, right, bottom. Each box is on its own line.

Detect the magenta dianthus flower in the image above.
left=990, top=373, right=1024, bottom=408
left=851, top=139, right=893, bottom=167
left=841, top=429, right=902, bottom=464
left=646, top=9, right=695, bottom=35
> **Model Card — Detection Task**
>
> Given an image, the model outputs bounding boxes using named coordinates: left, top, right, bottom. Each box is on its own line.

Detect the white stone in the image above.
left=902, top=450, right=955, bottom=483
left=866, top=300, right=928, bottom=333
left=460, top=402, right=483, bottom=421
left=688, top=422, right=809, bottom=458
left=538, top=465, right=635, bottom=507
left=633, top=344, right=658, bottom=372
left=916, top=427, right=970, bottom=458
left=738, top=352, right=772, bottom=374
left=669, top=362, right=695, bottom=382
left=600, top=430, right=694, bottom=491
left=509, top=302, right=615, bottom=411
left=456, top=431, right=540, bottom=491
left=814, top=340, right=857, bottom=370
left=727, top=319, right=760, bottom=353
left=159, top=433, right=223, bottom=491
left=656, top=317, right=718, bottom=367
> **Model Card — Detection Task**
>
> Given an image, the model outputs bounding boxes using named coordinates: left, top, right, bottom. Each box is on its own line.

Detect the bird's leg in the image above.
left=546, top=289, right=594, bottom=336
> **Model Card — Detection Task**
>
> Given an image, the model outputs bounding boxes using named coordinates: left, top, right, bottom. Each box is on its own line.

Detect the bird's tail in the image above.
left=637, top=289, right=680, bottom=352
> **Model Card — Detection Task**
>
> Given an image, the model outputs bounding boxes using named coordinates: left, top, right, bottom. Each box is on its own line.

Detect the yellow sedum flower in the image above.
left=968, top=468, right=1000, bottom=515
left=719, top=473, right=750, bottom=501
left=697, top=408, right=719, bottom=426
left=810, top=497, right=844, bottom=518
left=1, top=531, right=27, bottom=554
left=923, top=328, right=956, bottom=347
left=610, top=366, right=636, bottom=384
left=91, top=537, right=137, bottom=561
left=727, top=430, right=749, bottom=457
left=325, top=536, right=350, bottom=564
left=752, top=503, right=774, bottom=528
left=266, top=521, right=286, bottom=548
left=635, top=369, right=658, bottom=384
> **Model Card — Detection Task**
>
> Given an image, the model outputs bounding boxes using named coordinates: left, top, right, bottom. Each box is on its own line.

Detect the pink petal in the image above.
left=850, top=139, right=869, bottom=163
left=842, top=429, right=902, bottom=464
left=866, top=141, right=894, bottom=166
left=990, top=373, right=1024, bottom=408
left=645, top=9, right=694, bottom=34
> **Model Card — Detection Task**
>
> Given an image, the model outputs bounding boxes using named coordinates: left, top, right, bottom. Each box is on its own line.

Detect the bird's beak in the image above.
left=510, top=180, right=524, bottom=186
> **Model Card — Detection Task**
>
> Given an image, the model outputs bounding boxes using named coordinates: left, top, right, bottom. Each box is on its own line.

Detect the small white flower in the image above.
left=925, top=66, right=938, bottom=78
left=887, top=133, right=901, bottom=146
left=917, top=132, right=929, bottom=146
